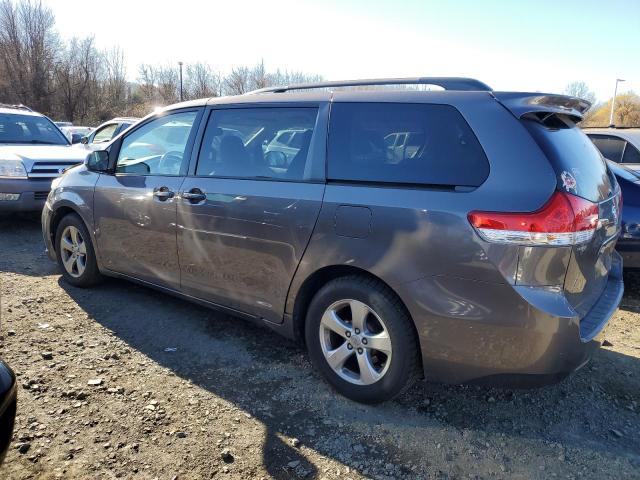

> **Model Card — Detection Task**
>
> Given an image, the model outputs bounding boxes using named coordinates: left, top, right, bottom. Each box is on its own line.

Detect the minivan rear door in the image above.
left=176, top=104, right=328, bottom=323
left=523, top=117, right=620, bottom=317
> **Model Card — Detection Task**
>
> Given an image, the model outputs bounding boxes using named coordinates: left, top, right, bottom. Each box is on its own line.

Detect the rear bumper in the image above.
left=0, top=360, right=17, bottom=466
left=616, top=239, right=640, bottom=269
left=399, top=253, right=623, bottom=386
left=0, top=177, right=51, bottom=212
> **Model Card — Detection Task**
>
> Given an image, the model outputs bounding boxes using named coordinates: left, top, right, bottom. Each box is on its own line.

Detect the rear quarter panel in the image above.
left=286, top=92, right=559, bottom=315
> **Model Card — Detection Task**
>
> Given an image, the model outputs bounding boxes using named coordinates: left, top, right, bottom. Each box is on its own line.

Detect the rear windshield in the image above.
left=327, top=103, right=489, bottom=187
left=524, top=117, right=613, bottom=202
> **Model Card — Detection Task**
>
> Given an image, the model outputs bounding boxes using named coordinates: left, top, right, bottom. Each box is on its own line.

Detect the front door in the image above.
left=94, top=109, right=201, bottom=289
left=177, top=106, right=326, bottom=323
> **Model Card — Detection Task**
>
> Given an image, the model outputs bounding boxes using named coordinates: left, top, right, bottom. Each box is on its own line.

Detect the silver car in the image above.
left=42, top=78, right=623, bottom=403
left=584, top=127, right=640, bottom=170
left=0, top=105, right=89, bottom=212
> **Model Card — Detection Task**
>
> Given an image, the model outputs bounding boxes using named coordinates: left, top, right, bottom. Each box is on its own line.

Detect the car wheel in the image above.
left=55, top=213, right=102, bottom=288
left=305, top=275, right=421, bottom=404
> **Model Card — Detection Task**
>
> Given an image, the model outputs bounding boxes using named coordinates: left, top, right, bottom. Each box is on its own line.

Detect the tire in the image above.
left=55, top=213, right=102, bottom=288
left=305, top=275, right=421, bottom=404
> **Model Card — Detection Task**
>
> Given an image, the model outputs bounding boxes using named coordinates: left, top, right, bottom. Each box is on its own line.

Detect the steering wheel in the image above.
left=158, top=150, right=183, bottom=174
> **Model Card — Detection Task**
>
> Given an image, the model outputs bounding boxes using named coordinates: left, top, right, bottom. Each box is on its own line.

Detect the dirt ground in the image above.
left=0, top=214, right=638, bottom=480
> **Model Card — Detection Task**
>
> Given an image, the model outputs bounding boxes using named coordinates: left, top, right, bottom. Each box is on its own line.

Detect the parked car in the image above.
left=584, top=127, right=640, bottom=170
left=61, top=126, right=93, bottom=144
left=78, top=117, right=138, bottom=149
left=42, top=78, right=623, bottom=403
left=0, top=360, right=17, bottom=466
left=606, top=159, right=640, bottom=268
left=0, top=105, right=90, bottom=212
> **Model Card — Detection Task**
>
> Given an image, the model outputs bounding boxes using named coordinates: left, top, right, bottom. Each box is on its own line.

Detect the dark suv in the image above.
left=42, top=78, right=623, bottom=403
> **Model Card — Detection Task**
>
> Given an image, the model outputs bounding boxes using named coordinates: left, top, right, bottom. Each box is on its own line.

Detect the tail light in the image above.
left=468, top=191, right=599, bottom=246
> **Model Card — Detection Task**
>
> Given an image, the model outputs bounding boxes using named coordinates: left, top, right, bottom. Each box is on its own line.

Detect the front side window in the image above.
left=116, top=111, right=198, bottom=175
left=588, top=134, right=626, bottom=163
left=327, top=103, right=489, bottom=186
left=196, top=107, right=318, bottom=180
left=0, top=114, right=68, bottom=145
left=92, top=123, right=118, bottom=144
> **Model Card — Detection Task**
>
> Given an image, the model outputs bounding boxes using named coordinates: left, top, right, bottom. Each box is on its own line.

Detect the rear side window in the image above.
left=622, top=141, right=640, bottom=164
left=327, top=103, right=489, bottom=187
left=588, top=134, right=626, bottom=163
left=526, top=119, right=613, bottom=202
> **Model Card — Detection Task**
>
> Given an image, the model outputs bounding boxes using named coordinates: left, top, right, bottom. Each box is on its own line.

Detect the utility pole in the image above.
left=178, top=61, right=184, bottom=102
left=609, top=78, right=625, bottom=127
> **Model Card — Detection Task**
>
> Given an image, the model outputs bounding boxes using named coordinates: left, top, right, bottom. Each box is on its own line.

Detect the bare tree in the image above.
left=563, top=81, right=596, bottom=106
left=137, top=63, right=158, bottom=104
left=250, top=59, right=269, bottom=90
left=155, top=65, right=179, bottom=104
left=184, top=62, right=219, bottom=99
left=54, top=36, right=99, bottom=121
left=102, top=46, right=127, bottom=108
left=224, top=66, right=250, bottom=95
left=0, top=0, right=58, bottom=111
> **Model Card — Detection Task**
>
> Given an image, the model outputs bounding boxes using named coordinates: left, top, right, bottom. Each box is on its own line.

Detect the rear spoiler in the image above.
left=492, top=92, right=592, bottom=123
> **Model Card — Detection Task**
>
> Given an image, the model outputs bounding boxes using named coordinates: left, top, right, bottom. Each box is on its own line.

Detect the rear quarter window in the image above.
left=526, top=119, right=613, bottom=202
left=587, top=134, right=626, bottom=163
left=327, top=103, right=489, bottom=187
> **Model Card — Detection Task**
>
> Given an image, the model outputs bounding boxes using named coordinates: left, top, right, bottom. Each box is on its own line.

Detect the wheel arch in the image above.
left=290, top=265, right=423, bottom=376
left=48, top=203, right=97, bottom=262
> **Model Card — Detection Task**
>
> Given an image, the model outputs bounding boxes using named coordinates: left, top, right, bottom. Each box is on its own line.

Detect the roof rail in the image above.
left=0, top=103, right=33, bottom=112
left=247, top=77, right=492, bottom=94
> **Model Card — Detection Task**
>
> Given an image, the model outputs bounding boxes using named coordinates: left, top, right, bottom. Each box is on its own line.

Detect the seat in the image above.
left=217, top=136, right=252, bottom=177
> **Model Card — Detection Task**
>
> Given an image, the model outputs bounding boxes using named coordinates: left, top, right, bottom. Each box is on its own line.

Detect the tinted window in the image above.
left=526, top=121, right=613, bottom=202
left=196, top=108, right=318, bottom=180
left=0, top=113, right=68, bottom=145
left=588, top=134, right=626, bottom=163
left=622, top=141, right=640, bottom=164
left=116, top=111, right=198, bottom=175
left=327, top=103, right=489, bottom=186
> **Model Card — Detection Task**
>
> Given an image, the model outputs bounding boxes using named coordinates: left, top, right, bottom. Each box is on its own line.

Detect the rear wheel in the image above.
left=305, top=275, right=421, bottom=403
left=55, top=214, right=102, bottom=287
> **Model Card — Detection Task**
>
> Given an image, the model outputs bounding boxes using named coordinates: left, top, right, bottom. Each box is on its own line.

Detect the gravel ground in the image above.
left=0, top=214, right=639, bottom=480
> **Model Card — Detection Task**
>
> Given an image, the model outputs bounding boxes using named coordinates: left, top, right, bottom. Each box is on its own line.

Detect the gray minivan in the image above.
left=42, top=78, right=623, bottom=403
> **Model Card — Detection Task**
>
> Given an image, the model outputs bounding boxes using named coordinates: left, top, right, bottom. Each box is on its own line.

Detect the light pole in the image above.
left=178, top=61, right=184, bottom=102
left=609, top=78, right=625, bottom=127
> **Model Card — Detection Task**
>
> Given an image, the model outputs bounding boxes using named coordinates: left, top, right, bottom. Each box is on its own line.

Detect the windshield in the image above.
left=0, top=113, right=69, bottom=145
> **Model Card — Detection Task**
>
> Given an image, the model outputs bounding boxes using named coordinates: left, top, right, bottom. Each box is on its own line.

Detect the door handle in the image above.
left=153, top=187, right=175, bottom=200
left=182, top=188, right=206, bottom=203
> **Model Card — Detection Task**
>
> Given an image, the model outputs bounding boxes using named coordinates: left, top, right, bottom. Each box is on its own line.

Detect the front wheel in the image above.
left=305, top=276, right=421, bottom=404
left=55, top=214, right=102, bottom=288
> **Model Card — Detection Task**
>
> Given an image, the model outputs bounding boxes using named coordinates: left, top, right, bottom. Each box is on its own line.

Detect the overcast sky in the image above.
left=42, top=0, right=639, bottom=102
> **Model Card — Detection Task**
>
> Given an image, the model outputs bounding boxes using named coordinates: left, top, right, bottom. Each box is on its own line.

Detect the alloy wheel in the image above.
left=319, top=299, right=392, bottom=385
left=60, top=225, right=87, bottom=278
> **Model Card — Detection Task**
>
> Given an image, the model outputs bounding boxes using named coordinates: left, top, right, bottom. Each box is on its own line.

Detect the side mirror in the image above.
left=80, top=136, right=89, bottom=145
left=85, top=150, right=110, bottom=173
left=71, top=133, right=83, bottom=144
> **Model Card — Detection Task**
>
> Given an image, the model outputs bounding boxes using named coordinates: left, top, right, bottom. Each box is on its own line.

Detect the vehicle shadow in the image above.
left=0, top=214, right=57, bottom=278
left=58, top=275, right=640, bottom=478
